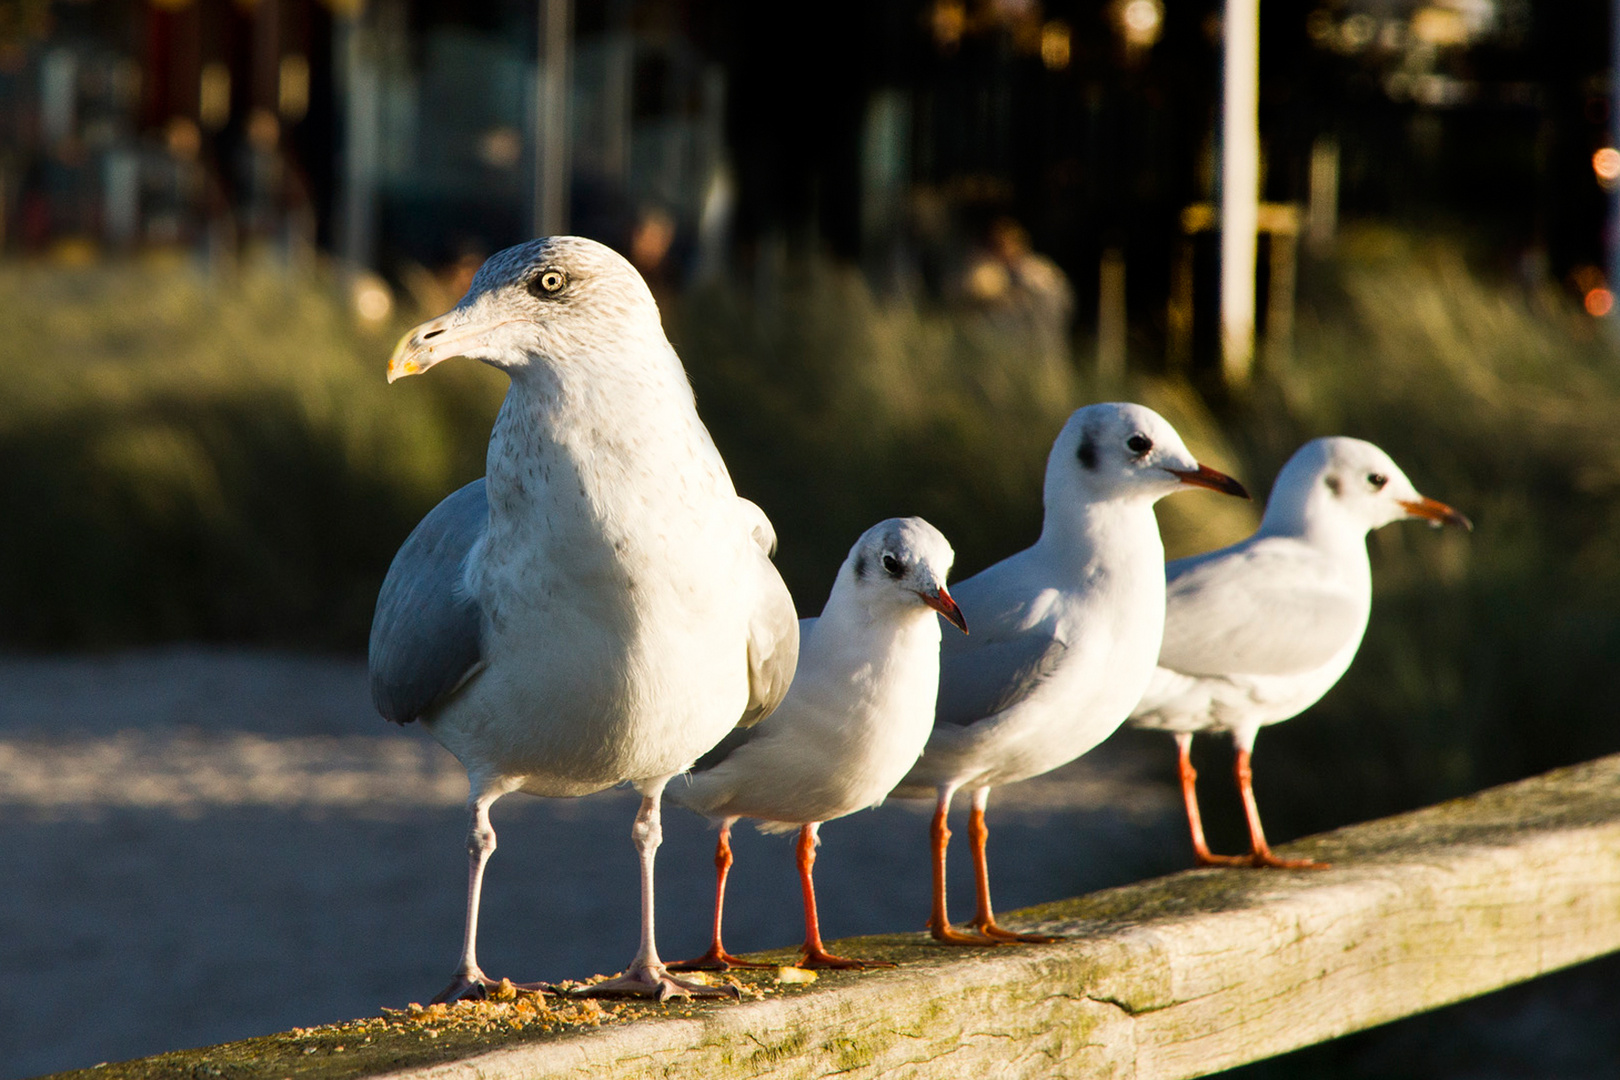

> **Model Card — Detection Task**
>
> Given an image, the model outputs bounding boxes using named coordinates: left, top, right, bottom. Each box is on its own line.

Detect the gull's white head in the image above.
left=1260, top=436, right=1472, bottom=541
left=1045, top=402, right=1249, bottom=512
left=387, top=236, right=666, bottom=382
left=841, top=517, right=968, bottom=634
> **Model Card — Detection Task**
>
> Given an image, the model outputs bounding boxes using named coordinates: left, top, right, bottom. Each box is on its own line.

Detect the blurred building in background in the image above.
left=0, top=1, right=1613, bottom=360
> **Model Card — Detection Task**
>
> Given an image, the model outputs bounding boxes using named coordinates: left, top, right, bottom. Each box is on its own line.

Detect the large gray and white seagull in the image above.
left=891, top=402, right=1249, bottom=945
left=1129, top=436, right=1470, bottom=868
left=368, top=236, right=799, bottom=1002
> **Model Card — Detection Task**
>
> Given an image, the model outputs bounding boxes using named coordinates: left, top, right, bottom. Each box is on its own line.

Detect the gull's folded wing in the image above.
left=1158, top=541, right=1364, bottom=678
left=369, top=479, right=488, bottom=724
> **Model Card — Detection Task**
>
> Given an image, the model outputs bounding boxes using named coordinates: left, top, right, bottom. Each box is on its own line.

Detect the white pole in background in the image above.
left=1221, top=0, right=1260, bottom=385
left=535, top=0, right=572, bottom=238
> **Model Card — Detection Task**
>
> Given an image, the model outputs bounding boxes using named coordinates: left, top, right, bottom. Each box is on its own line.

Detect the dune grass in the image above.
left=0, top=257, right=504, bottom=647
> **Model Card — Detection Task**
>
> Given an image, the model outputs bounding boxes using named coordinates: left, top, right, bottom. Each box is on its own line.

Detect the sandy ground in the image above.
left=0, top=648, right=1191, bottom=1079
left=5, top=649, right=1617, bottom=1080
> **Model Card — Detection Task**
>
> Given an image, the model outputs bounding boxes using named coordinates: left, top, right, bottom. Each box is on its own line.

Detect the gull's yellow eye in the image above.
left=529, top=268, right=567, bottom=297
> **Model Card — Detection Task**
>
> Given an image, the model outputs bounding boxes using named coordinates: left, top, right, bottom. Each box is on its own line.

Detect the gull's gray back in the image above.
left=369, top=479, right=488, bottom=724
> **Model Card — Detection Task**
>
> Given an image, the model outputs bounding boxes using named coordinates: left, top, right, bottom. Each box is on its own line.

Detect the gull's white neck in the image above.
left=1257, top=493, right=1374, bottom=562
left=482, top=337, right=733, bottom=563
left=1035, top=495, right=1166, bottom=578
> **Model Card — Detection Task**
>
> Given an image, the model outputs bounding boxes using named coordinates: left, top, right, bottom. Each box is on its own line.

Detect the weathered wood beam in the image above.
left=55, top=755, right=1620, bottom=1080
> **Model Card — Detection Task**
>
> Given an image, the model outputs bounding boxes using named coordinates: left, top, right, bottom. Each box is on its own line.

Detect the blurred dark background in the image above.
left=3, top=1, right=1620, bottom=1078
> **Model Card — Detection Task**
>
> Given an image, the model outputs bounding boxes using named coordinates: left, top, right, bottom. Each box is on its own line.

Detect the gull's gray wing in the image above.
left=368, top=479, right=488, bottom=724
left=1158, top=540, right=1365, bottom=678
left=738, top=498, right=799, bottom=727
left=932, top=566, right=1068, bottom=728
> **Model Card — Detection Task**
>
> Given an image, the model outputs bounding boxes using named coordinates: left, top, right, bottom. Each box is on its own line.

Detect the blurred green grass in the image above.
left=0, top=259, right=504, bottom=647
left=2, top=230, right=1617, bottom=835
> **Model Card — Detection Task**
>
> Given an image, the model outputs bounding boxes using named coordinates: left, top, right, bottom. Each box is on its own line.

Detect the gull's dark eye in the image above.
left=881, top=553, right=904, bottom=578
left=529, top=268, right=567, bottom=298
left=1367, top=473, right=1388, bottom=491
left=1126, top=434, right=1153, bottom=457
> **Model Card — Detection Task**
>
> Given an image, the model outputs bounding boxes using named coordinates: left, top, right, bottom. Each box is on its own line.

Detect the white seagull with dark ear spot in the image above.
left=369, top=236, right=799, bottom=1003
left=1130, top=436, right=1470, bottom=869
left=891, top=403, right=1250, bottom=946
left=667, top=517, right=967, bottom=971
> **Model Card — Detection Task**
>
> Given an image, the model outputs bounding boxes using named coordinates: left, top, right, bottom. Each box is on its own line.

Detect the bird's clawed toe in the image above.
left=431, top=972, right=494, bottom=1005
left=666, top=948, right=775, bottom=973
left=798, top=947, right=895, bottom=970
left=578, top=964, right=742, bottom=1001
left=971, top=920, right=1061, bottom=944
left=1250, top=851, right=1331, bottom=870
left=928, top=922, right=1002, bottom=947
left=431, top=972, right=558, bottom=1004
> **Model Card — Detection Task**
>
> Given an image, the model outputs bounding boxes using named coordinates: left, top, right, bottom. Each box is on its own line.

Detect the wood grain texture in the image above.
left=59, top=755, right=1620, bottom=1080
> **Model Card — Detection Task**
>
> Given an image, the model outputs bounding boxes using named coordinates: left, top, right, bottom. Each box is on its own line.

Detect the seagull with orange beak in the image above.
left=668, top=517, right=967, bottom=971
left=1130, top=436, right=1471, bottom=869
left=891, top=403, right=1250, bottom=945
left=369, top=236, right=799, bottom=1002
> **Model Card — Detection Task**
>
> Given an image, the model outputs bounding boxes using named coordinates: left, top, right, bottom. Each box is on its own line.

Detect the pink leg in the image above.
left=578, top=779, right=740, bottom=1000
left=432, top=791, right=508, bottom=1003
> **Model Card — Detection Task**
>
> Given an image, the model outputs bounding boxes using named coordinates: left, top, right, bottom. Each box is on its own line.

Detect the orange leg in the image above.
left=1235, top=747, right=1330, bottom=870
left=1175, top=733, right=1247, bottom=867
left=928, top=785, right=997, bottom=945
left=668, top=819, right=774, bottom=971
left=796, top=823, right=892, bottom=969
left=965, top=788, right=1059, bottom=944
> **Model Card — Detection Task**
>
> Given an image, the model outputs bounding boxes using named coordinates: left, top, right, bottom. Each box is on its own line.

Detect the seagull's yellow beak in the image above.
left=387, top=312, right=459, bottom=383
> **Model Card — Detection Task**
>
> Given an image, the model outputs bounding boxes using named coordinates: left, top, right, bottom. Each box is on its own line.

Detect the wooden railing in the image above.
left=54, top=755, right=1620, bottom=1080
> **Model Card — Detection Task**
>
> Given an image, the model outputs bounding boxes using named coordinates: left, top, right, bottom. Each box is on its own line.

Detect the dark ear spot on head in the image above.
left=1077, top=435, right=1097, bottom=470
left=1325, top=476, right=1342, bottom=496
left=854, top=553, right=869, bottom=580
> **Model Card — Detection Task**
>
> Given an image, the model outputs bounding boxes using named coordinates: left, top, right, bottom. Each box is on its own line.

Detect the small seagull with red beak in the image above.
left=890, top=402, right=1250, bottom=945
left=1130, top=436, right=1471, bottom=869
left=669, top=517, right=967, bottom=970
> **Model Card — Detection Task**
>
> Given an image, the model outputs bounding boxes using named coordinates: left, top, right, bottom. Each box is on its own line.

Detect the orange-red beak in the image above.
left=924, top=586, right=969, bottom=634
left=1168, top=462, right=1250, bottom=499
left=1399, top=496, right=1473, bottom=531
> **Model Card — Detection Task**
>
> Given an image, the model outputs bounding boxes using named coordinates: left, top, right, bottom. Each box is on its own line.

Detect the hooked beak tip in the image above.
left=386, top=330, right=425, bottom=383
left=925, top=587, right=969, bottom=635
